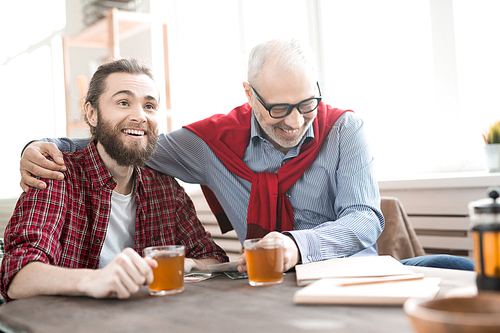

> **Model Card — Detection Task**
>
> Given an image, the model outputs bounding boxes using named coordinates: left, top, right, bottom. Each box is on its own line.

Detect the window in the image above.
left=0, top=0, right=66, bottom=199
left=3, top=0, right=499, bottom=199
left=320, top=0, right=438, bottom=177
left=158, top=0, right=499, bottom=177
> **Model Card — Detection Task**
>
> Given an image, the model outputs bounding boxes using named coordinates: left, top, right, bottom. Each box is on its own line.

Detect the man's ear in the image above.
left=242, top=82, right=254, bottom=106
left=85, top=102, right=98, bottom=127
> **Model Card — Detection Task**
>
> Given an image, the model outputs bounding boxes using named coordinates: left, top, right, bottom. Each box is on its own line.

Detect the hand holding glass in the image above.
left=244, top=238, right=284, bottom=286
left=143, top=245, right=185, bottom=296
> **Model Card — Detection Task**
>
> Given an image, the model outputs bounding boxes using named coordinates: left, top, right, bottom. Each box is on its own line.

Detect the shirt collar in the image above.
left=82, top=141, right=144, bottom=193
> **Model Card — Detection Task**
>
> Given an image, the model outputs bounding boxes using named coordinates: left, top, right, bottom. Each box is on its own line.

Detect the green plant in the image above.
left=483, top=121, right=500, bottom=144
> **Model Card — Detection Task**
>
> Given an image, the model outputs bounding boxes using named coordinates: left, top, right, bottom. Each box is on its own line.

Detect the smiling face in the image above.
left=245, top=64, right=318, bottom=154
left=85, top=72, right=160, bottom=167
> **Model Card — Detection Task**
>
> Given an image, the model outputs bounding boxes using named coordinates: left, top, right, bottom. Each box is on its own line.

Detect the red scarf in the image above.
left=185, top=102, right=350, bottom=239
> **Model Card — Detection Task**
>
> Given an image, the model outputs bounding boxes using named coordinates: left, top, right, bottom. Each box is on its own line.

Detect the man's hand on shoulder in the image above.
left=20, top=141, right=67, bottom=192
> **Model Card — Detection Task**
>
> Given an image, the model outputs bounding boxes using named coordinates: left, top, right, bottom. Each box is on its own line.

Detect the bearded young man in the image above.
left=19, top=39, right=473, bottom=273
left=0, top=59, right=228, bottom=302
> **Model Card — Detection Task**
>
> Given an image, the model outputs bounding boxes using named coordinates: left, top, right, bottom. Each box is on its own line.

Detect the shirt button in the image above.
left=102, top=204, right=108, bottom=210
left=94, top=239, right=101, bottom=245
left=152, top=236, right=159, bottom=242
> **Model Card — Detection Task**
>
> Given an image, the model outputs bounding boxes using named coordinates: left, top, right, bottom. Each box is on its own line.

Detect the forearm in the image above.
left=21, top=137, right=90, bottom=155
left=7, top=261, right=94, bottom=299
left=286, top=207, right=382, bottom=263
left=186, top=258, right=221, bottom=272
left=40, top=137, right=90, bottom=153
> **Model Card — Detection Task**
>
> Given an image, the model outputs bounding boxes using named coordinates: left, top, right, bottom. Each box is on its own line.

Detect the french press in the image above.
left=469, top=188, right=500, bottom=291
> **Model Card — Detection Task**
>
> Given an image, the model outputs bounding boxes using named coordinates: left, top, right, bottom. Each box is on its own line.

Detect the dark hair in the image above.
left=84, top=58, right=154, bottom=137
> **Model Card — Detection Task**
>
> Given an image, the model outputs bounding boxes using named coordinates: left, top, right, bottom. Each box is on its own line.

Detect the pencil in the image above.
left=340, top=273, right=425, bottom=286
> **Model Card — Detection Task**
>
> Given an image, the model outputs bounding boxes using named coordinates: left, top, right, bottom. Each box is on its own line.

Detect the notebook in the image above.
left=295, top=255, right=415, bottom=286
left=293, top=276, right=441, bottom=305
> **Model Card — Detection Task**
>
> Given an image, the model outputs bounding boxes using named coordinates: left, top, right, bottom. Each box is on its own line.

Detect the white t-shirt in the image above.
left=99, top=190, right=137, bottom=268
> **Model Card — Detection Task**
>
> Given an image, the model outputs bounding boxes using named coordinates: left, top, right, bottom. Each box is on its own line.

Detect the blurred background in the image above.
left=1, top=0, right=500, bottom=201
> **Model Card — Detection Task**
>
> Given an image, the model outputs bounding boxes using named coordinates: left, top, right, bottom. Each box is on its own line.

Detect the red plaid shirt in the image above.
left=1, top=142, right=228, bottom=300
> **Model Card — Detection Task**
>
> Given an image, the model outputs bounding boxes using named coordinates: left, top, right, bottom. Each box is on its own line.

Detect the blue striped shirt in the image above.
left=46, top=111, right=384, bottom=263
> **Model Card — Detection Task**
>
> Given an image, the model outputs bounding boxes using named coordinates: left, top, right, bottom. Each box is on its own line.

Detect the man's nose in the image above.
left=283, top=107, right=304, bottom=128
left=130, top=105, right=147, bottom=123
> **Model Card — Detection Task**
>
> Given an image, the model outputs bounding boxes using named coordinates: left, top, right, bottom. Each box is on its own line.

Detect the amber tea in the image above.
left=144, top=245, right=185, bottom=296
left=244, top=238, right=284, bottom=286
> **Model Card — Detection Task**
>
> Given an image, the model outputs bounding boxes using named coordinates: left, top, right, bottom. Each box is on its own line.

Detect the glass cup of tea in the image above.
left=143, top=245, right=185, bottom=296
left=243, top=238, right=284, bottom=287
left=469, top=188, right=500, bottom=292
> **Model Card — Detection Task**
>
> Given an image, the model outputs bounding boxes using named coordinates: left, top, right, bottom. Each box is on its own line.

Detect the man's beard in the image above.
left=254, top=110, right=313, bottom=150
left=94, top=114, right=158, bottom=167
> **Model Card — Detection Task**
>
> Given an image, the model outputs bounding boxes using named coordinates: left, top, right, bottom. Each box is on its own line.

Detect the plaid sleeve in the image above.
left=171, top=180, right=229, bottom=263
left=0, top=238, right=3, bottom=304
left=0, top=179, right=67, bottom=301
left=0, top=238, right=4, bottom=259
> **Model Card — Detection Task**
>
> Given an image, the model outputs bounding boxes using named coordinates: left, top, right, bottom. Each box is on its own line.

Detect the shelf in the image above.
left=62, top=8, right=172, bottom=137
left=64, top=10, right=155, bottom=49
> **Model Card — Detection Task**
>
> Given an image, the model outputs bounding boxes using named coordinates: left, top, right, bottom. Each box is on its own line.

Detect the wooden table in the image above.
left=0, top=266, right=476, bottom=333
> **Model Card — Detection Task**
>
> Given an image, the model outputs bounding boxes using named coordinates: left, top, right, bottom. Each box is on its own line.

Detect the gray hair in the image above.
left=247, top=39, right=318, bottom=90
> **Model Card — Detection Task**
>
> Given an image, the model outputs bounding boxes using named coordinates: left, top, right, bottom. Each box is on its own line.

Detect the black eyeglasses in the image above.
left=250, top=82, right=322, bottom=119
